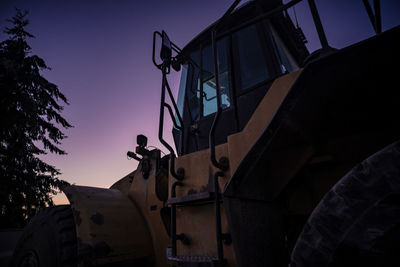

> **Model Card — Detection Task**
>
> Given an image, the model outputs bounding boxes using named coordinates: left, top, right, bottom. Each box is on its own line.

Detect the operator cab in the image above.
left=173, top=0, right=309, bottom=156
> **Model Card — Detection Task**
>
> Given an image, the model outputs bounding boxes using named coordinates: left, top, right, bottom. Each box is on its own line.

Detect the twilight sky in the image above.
left=1, top=0, right=399, bottom=204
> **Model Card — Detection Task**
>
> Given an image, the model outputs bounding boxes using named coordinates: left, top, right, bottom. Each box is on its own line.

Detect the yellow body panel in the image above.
left=168, top=70, right=303, bottom=265
left=128, top=155, right=171, bottom=267
left=228, top=69, right=302, bottom=174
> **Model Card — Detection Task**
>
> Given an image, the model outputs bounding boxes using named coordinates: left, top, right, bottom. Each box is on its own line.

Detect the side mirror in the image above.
left=152, top=30, right=182, bottom=71
left=160, top=31, right=172, bottom=63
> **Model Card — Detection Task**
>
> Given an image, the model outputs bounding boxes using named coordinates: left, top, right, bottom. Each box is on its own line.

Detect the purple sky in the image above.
left=1, top=0, right=399, bottom=204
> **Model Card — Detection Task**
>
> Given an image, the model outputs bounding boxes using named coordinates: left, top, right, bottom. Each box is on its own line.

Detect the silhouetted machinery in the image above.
left=11, top=0, right=400, bottom=266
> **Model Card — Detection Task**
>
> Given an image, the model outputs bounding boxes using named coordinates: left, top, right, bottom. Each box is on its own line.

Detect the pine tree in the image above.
left=0, top=9, right=72, bottom=228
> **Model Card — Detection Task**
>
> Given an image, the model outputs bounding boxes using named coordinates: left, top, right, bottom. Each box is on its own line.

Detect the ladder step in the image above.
left=167, top=255, right=218, bottom=264
left=167, top=191, right=215, bottom=205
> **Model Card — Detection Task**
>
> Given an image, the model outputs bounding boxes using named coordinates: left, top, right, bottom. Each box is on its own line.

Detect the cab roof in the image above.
left=180, top=0, right=309, bottom=65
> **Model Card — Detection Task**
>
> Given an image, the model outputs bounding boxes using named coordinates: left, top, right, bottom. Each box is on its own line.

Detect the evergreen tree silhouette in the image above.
left=0, top=9, right=72, bottom=228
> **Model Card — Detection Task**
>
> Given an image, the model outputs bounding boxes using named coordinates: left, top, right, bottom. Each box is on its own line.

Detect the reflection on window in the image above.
left=175, top=64, right=188, bottom=128
left=201, top=38, right=231, bottom=117
left=234, top=25, right=270, bottom=91
left=271, top=26, right=298, bottom=73
left=188, top=50, right=201, bottom=122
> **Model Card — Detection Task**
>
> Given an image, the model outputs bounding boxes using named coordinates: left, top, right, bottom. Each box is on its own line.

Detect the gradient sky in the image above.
left=1, top=0, right=399, bottom=204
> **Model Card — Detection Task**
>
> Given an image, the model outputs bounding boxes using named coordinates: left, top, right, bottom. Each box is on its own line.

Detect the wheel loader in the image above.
left=11, top=0, right=400, bottom=266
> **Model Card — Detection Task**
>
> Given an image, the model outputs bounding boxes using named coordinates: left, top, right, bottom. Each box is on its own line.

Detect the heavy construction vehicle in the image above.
left=11, top=0, right=400, bottom=266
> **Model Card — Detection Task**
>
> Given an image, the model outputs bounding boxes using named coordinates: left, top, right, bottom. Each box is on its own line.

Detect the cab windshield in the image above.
left=176, top=22, right=299, bottom=124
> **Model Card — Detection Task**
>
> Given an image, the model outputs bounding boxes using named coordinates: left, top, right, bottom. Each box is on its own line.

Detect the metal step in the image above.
left=167, top=255, right=221, bottom=266
left=167, top=191, right=215, bottom=206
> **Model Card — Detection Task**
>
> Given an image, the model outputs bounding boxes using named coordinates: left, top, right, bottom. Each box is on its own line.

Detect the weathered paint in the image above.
left=63, top=185, right=153, bottom=266
left=173, top=143, right=231, bottom=197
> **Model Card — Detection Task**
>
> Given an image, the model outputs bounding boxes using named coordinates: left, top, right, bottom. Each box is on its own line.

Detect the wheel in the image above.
left=291, top=140, right=400, bottom=267
left=10, top=205, right=77, bottom=267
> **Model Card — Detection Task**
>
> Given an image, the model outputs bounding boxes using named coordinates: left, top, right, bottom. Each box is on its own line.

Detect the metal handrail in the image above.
left=165, top=79, right=184, bottom=130
left=208, top=0, right=241, bottom=171
left=158, top=62, right=184, bottom=180
left=153, top=30, right=185, bottom=180
left=213, top=171, right=225, bottom=265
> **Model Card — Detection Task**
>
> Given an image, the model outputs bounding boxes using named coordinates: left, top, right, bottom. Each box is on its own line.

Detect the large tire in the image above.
left=10, top=205, right=77, bottom=267
left=291, top=141, right=400, bottom=267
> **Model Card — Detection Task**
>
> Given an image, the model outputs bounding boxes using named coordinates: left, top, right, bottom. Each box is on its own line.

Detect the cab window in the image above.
left=233, top=25, right=270, bottom=91
left=201, top=37, right=231, bottom=116
left=270, top=26, right=298, bottom=73
left=175, top=64, right=188, bottom=128
left=187, top=50, right=201, bottom=122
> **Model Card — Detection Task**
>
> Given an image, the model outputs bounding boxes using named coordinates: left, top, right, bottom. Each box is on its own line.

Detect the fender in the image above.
left=63, top=185, right=153, bottom=266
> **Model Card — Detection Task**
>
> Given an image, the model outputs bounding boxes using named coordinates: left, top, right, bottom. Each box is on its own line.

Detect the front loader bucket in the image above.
left=63, top=185, right=153, bottom=266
